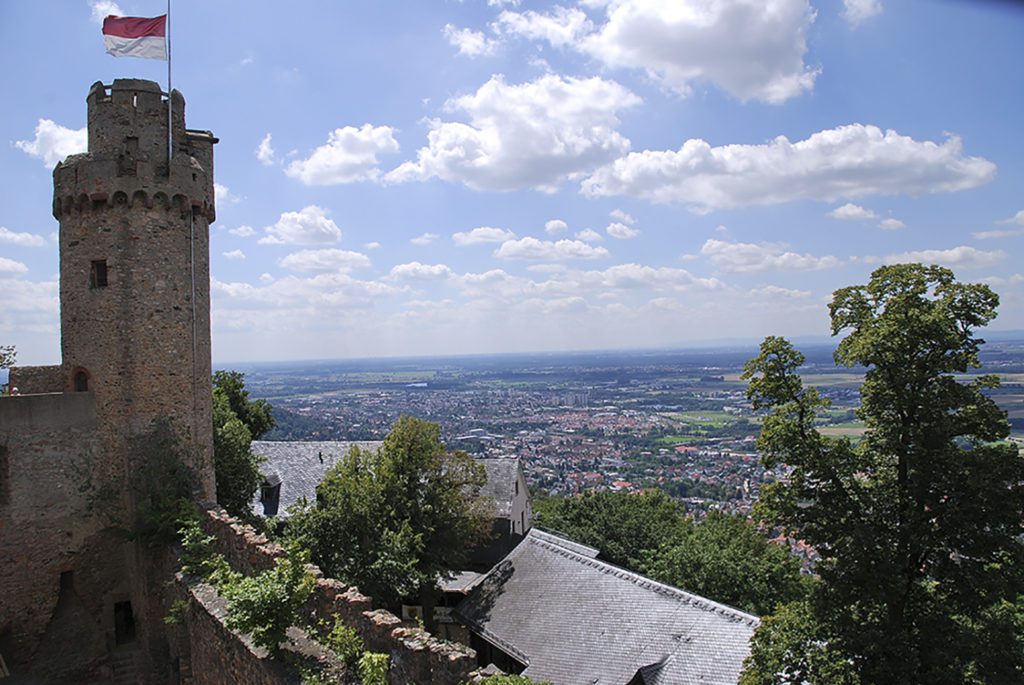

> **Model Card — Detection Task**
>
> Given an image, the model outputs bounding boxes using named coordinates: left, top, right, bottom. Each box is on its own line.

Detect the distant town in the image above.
left=231, top=341, right=1024, bottom=516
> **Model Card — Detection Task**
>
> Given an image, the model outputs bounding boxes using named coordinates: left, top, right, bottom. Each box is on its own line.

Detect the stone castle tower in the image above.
left=1, top=79, right=217, bottom=681
left=54, top=78, right=217, bottom=499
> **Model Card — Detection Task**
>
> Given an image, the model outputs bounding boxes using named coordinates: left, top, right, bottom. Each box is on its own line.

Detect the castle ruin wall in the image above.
left=8, top=365, right=64, bottom=394
left=0, top=392, right=132, bottom=679
left=198, top=506, right=478, bottom=684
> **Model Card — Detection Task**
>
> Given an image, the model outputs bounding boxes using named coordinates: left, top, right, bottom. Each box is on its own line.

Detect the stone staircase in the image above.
left=110, top=648, right=139, bottom=685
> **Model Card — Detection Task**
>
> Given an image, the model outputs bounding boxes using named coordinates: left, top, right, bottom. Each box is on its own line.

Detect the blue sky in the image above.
left=2, top=0, right=1023, bottom=365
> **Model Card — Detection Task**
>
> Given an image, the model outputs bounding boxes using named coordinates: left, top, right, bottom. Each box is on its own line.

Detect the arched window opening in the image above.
left=73, top=370, right=90, bottom=392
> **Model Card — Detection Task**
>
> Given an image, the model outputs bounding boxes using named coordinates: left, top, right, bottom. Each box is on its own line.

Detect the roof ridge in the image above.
left=525, top=533, right=760, bottom=626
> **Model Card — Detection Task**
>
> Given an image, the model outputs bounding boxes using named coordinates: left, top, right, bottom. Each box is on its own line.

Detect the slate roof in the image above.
left=477, top=457, right=521, bottom=518
left=250, top=440, right=382, bottom=517
left=454, top=529, right=759, bottom=685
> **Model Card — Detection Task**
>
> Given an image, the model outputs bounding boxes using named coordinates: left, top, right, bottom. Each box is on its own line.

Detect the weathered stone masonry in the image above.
left=1, top=79, right=218, bottom=683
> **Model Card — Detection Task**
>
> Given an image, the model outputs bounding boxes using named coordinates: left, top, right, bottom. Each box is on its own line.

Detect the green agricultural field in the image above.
left=818, top=421, right=868, bottom=437
left=655, top=434, right=707, bottom=446
left=669, top=410, right=736, bottom=428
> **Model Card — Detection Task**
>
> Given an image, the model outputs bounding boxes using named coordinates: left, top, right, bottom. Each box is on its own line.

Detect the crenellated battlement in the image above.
left=52, top=187, right=214, bottom=222
left=55, top=80, right=218, bottom=222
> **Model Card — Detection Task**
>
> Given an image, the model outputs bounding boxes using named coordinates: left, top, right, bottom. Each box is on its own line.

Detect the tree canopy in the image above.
left=212, top=371, right=269, bottom=518
left=212, top=370, right=275, bottom=439
left=534, top=489, right=686, bottom=570
left=286, top=416, right=490, bottom=608
left=643, top=511, right=809, bottom=616
left=0, top=345, right=14, bottom=369
left=741, top=264, right=1024, bottom=684
left=536, top=490, right=807, bottom=615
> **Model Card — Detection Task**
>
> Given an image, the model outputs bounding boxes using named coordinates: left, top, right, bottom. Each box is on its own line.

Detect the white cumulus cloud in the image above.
left=843, top=0, right=883, bottom=27
left=998, top=210, right=1024, bottom=226
left=259, top=206, right=342, bottom=245
left=389, top=262, right=455, bottom=281
left=0, top=257, right=29, bottom=275
left=279, top=249, right=371, bottom=273
left=229, top=225, right=255, bottom=238
left=583, top=124, right=995, bottom=212
left=222, top=249, right=246, bottom=261
left=575, top=229, right=604, bottom=243
left=829, top=203, right=877, bottom=220
left=494, top=237, right=610, bottom=260
left=0, top=227, right=47, bottom=248
left=973, top=228, right=1024, bottom=240
left=89, top=0, right=123, bottom=24
left=452, top=226, right=517, bottom=246
left=495, top=6, right=593, bottom=47
left=444, top=24, right=498, bottom=57
left=545, top=219, right=568, bottom=235
left=879, top=218, right=905, bottom=231
left=286, top=124, right=399, bottom=185
left=411, top=232, right=439, bottom=246
left=884, top=246, right=1006, bottom=269
left=606, top=221, right=639, bottom=239
left=16, top=119, right=87, bottom=167
left=214, top=183, right=240, bottom=205
left=579, top=0, right=819, bottom=103
left=610, top=208, right=635, bottom=224
left=256, top=133, right=276, bottom=165
left=701, top=239, right=841, bottom=273
left=749, top=285, right=812, bottom=299
left=387, top=74, right=640, bottom=192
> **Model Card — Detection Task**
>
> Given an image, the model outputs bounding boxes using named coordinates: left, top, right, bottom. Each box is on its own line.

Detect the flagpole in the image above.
left=166, top=0, right=172, bottom=163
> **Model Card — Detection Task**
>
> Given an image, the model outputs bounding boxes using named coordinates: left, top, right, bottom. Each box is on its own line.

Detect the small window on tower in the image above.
left=90, top=260, right=108, bottom=288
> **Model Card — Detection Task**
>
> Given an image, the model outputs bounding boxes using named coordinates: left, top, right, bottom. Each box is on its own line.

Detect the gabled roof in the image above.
left=455, top=529, right=759, bottom=685
left=251, top=440, right=382, bottom=517
left=477, top=457, right=522, bottom=518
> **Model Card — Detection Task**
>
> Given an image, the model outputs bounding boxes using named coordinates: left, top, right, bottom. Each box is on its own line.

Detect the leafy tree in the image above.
left=223, top=542, right=315, bottom=654
left=741, top=264, right=1024, bottom=684
left=537, top=492, right=805, bottom=615
left=212, top=371, right=270, bottom=518
left=739, top=601, right=860, bottom=685
left=1, top=345, right=14, bottom=396
left=287, top=416, right=490, bottom=610
left=534, top=490, right=686, bottom=569
left=642, top=511, right=809, bottom=616
left=213, top=370, right=275, bottom=439
left=0, top=344, right=14, bottom=369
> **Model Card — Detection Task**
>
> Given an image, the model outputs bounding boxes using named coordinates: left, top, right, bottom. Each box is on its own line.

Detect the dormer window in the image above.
left=90, top=260, right=108, bottom=288
left=260, top=474, right=282, bottom=516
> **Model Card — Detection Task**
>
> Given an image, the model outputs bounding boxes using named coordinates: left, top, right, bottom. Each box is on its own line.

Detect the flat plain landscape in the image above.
left=226, top=338, right=1024, bottom=515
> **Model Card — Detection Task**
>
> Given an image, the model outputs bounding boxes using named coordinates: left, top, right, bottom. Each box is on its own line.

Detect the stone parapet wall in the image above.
left=198, top=507, right=477, bottom=684
left=8, top=365, right=64, bottom=394
left=182, top=582, right=303, bottom=685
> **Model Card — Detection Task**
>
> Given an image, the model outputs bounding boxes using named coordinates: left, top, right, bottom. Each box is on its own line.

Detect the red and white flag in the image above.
left=102, top=15, right=167, bottom=60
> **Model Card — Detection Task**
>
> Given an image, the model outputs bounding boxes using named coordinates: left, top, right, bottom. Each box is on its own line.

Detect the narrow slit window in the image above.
left=90, top=260, right=108, bottom=288
left=73, top=371, right=89, bottom=392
